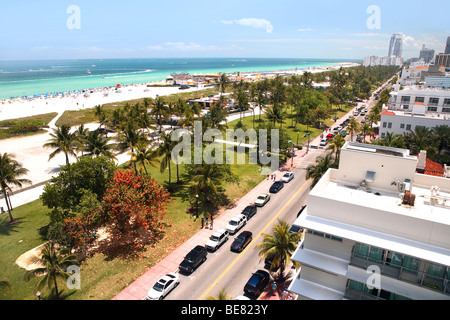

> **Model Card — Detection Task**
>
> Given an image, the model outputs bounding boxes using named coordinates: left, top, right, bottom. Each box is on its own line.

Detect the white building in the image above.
left=379, top=107, right=450, bottom=137
left=363, top=55, right=403, bottom=67
left=389, top=33, right=403, bottom=58
left=388, top=86, right=450, bottom=113
left=288, top=142, right=450, bottom=300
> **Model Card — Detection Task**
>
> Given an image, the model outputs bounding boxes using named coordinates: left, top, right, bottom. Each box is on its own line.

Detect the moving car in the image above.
left=281, top=172, right=294, bottom=183
left=205, top=228, right=229, bottom=251
left=226, top=214, right=247, bottom=235
left=254, top=193, right=270, bottom=207
left=241, top=204, right=258, bottom=219
left=230, top=231, right=252, bottom=252
left=146, top=272, right=179, bottom=300
left=243, top=270, right=271, bottom=298
left=269, top=180, right=284, bottom=193
left=179, top=245, right=207, bottom=274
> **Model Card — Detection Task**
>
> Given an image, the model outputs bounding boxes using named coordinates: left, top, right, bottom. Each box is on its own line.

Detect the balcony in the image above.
left=349, top=252, right=450, bottom=296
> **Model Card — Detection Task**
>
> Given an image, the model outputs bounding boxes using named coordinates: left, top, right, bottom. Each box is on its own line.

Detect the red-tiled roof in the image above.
left=381, top=110, right=396, bottom=116
left=413, top=102, right=426, bottom=106
left=413, top=155, right=444, bottom=177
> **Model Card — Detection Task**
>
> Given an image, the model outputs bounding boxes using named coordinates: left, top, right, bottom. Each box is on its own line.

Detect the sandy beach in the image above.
left=0, top=62, right=359, bottom=197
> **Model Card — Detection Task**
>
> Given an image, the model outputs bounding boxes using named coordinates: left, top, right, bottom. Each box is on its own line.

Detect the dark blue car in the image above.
left=269, top=180, right=284, bottom=193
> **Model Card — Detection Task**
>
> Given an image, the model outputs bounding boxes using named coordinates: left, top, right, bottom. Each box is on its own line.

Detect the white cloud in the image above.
left=221, top=18, right=274, bottom=33
left=297, top=28, right=313, bottom=32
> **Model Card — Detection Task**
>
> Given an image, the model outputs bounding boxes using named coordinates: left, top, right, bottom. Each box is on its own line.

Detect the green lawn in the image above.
left=0, top=144, right=265, bottom=300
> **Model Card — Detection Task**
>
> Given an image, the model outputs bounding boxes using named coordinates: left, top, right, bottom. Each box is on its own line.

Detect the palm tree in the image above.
left=128, top=141, right=160, bottom=176
left=326, top=134, right=346, bottom=163
left=346, top=118, right=360, bottom=142
left=306, top=154, right=338, bottom=189
left=404, top=126, right=433, bottom=155
left=24, top=242, right=79, bottom=300
left=265, top=104, right=286, bottom=128
left=43, top=124, right=80, bottom=184
left=150, top=96, right=169, bottom=133
left=360, top=122, right=373, bottom=143
left=206, top=288, right=232, bottom=300
left=256, top=219, right=300, bottom=280
left=94, top=105, right=107, bottom=129
left=155, top=132, right=175, bottom=189
left=217, top=73, right=230, bottom=96
left=115, top=120, right=146, bottom=165
left=0, top=153, right=31, bottom=223
left=83, top=130, right=116, bottom=159
left=375, top=131, right=404, bottom=148
left=432, top=125, right=449, bottom=154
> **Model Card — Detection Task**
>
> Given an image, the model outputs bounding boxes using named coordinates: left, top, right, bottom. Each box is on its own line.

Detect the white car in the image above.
left=146, top=272, right=179, bottom=300
left=205, top=228, right=229, bottom=251
left=281, top=172, right=294, bottom=183
left=226, top=214, right=247, bottom=235
left=320, top=138, right=327, bottom=146
left=255, top=193, right=270, bottom=207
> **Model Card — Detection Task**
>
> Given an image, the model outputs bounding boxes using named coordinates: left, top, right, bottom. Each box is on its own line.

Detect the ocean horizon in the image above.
left=0, top=57, right=360, bottom=100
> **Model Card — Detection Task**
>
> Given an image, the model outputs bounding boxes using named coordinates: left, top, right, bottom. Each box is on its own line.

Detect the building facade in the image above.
left=389, top=33, right=403, bottom=58
left=288, top=142, right=450, bottom=300
left=419, top=45, right=435, bottom=64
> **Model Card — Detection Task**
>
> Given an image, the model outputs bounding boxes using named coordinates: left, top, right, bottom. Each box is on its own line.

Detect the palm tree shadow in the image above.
left=0, top=215, right=24, bottom=235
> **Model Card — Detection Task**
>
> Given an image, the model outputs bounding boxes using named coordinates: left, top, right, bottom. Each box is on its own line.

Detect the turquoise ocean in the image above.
left=0, top=58, right=359, bottom=100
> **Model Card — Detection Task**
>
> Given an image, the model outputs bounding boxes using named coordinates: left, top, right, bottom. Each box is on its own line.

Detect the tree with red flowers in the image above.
left=101, top=169, right=170, bottom=242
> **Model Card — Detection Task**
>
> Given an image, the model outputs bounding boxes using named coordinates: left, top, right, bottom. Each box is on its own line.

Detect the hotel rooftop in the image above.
left=289, top=142, right=450, bottom=300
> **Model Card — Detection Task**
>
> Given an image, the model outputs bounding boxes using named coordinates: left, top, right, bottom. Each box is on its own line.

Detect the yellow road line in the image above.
left=197, top=178, right=310, bottom=300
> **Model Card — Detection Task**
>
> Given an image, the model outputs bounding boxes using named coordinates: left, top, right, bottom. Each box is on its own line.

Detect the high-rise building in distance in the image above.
left=388, top=33, right=403, bottom=58
left=445, top=36, right=450, bottom=54
left=419, top=45, right=435, bottom=63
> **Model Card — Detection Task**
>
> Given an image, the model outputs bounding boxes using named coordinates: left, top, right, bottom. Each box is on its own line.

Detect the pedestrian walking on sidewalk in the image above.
left=210, top=214, right=214, bottom=229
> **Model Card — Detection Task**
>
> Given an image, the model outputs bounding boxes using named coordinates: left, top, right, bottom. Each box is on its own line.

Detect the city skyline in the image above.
left=0, top=0, right=449, bottom=61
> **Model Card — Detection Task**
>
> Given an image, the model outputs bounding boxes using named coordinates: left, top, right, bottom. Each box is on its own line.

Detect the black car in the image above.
left=269, top=180, right=284, bottom=193
left=264, top=256, right=279, bottom=272
left=230, top=231, right=252, bottom=252
left=179, top=245, right=207, bottom=274
left=243, top=270, right=270, bottom=298
left=241, top=205, right=257, bottom=220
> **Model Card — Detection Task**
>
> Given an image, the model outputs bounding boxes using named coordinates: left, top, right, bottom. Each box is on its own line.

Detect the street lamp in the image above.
left=303, top=132, right=311, bottom=154
left=195, top=194, right=199, bottom=219
left=296, top=131, right=300, bottom=146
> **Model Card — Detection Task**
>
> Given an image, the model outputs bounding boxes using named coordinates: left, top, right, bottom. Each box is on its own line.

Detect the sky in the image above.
left=0, top=0, right=449, bottom=61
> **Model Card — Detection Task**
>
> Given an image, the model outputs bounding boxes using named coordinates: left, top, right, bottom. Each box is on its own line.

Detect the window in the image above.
left=406, top=124, right=411, bottom=130
left=401, top=96, right=411, bottom=103
left=443, top=108, right=450, bottom=113
left=400, top=123, right=405, bottom=129
left=444, top=98, right=450, bottom=106
left=382, top=122, right=387, bottom=128
left=427, top=263, right=446, bottom=278
left=387, top=122, right=392, bottom=129
left=403, top=105, right=409, bottom=110
left=429, top=97, right=439, bottom=105
left=414, top=96, right=425, bottom=103
left=402, top=255, right=420, bottom=274
left=427, top=107, right=437, bottom=112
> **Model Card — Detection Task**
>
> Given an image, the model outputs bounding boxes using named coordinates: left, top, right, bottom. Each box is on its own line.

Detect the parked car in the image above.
left=264, top=256, right=279, bottom=272
left=254, top=193, right=270, bottom=207
left=269, top=180, right=284, bottom=193
left=289, top=224, right=303, bottom=234
left=339, top=130, right=347, bottom=137
left=205, top=228, right=229, bottom=251
left=243, top=270, right=271, bottom=298
left=326, top=133, right=334, bottom=140
left=281, top=172, right=294, bottom=183
left=146, top=272, right=180, bottom=300
left=230, top=231, right=252, bottom=252
left=226, top=214, right=247, bottom=235
left=241, top=204, right=258, bottom=219
left=320, top=138, right=327, bottom=146
left=179, top=245, right=207, bottom=274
